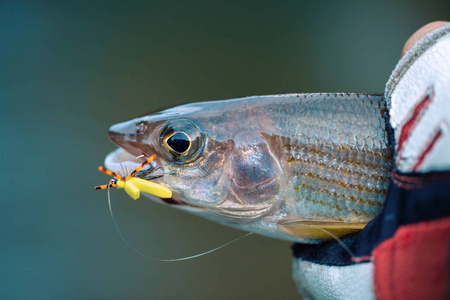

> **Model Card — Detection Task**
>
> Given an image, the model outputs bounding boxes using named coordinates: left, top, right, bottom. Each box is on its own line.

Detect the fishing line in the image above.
left=106, top=184, right=253, bottom=262
left=280, top=220, right=356, bottom=259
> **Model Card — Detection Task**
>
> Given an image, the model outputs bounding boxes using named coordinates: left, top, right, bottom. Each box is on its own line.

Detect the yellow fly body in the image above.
left=115, top=177, right=172, bottom=200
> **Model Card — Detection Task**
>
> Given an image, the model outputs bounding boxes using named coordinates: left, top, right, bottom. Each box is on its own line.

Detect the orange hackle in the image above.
left=95, top=154, right=156, bottom=190
left=126, top=154, right=156, bottom=180
left=98, top=166, right=124, bottom=181
left=94, top=183, right=117, bottom=190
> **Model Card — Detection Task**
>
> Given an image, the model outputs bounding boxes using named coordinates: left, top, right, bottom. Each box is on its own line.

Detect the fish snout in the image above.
left=108, top=118, right=168, bottom=159
left=108, top=119, right=137, bottom=146
left=108, top=119, right=150, bottom=158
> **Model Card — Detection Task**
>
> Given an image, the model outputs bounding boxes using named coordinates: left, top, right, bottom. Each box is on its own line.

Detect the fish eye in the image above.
left=160, top=120, right=204, bottom=163
left=165, top=132, right=191, bottom=154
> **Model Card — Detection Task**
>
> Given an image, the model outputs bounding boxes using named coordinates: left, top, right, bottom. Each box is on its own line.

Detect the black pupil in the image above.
left=167, top=132, right=190, bottom=153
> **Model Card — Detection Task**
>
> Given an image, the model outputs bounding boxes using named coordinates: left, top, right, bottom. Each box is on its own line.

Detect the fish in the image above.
left=103, top=93, right=393, bottom=243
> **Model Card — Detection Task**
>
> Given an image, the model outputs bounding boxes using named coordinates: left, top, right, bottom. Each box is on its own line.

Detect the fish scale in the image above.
left=270, top=94, right=393, bottom=223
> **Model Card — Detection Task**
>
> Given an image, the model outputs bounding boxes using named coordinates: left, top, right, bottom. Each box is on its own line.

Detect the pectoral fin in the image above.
left=278, top=220, right=367, bottom=240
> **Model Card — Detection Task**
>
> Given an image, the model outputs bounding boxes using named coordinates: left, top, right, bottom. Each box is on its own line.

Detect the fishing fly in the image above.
left=94, top=153, right=253, bottom=261
left=94, top=154, right=172, bottom=200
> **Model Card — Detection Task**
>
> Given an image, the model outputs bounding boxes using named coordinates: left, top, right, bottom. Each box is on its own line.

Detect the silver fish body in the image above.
left=105, top=93, right=393, bottom=243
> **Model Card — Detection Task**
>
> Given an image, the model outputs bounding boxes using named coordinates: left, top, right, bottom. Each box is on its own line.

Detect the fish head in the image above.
left=105, top=98, right=285, bottom=224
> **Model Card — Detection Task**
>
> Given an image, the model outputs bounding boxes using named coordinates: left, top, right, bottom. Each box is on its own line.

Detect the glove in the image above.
left=292, top=22, right=450, bottom=300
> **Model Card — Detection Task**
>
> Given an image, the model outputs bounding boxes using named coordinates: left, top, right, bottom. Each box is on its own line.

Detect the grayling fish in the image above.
left=104, top=93, right=393, bottom=243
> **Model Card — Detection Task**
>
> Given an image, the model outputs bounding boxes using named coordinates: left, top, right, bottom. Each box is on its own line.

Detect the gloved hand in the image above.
left=292, top=21, right=450, bottom=300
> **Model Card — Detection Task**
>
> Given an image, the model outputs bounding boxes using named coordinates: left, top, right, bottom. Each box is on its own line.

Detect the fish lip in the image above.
left=104, top=148, right=147, bottom=175
left=104, top=148, right=195, bottom=207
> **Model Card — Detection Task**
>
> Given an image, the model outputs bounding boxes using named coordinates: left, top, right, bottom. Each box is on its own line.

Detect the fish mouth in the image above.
left=104, top=148, right=190, bottom=207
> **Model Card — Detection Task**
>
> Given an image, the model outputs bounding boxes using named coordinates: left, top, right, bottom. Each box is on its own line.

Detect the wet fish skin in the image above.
left=106, top=93, right=393, bottom=243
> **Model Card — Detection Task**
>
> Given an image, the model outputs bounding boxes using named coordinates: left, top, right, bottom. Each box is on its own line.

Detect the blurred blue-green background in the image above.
left=1, top=1, right=449, bottom=299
